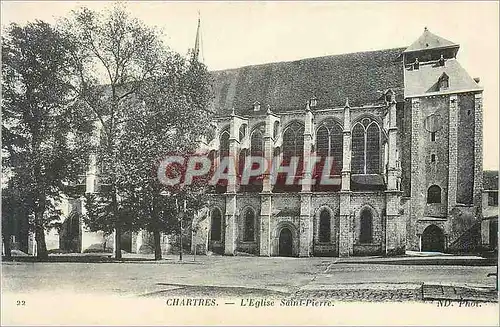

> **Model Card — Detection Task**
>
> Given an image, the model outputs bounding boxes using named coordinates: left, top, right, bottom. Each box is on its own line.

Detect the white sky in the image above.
left=2, top=1, right=498, bottom=170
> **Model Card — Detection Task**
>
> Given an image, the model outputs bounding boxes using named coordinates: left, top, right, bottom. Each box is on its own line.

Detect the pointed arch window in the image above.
left=251, top=123, right=265, bottom=157
left=217, top=128, right=230, bottom=193
left=275, top=121, right=304, bottom=192
left=240, top=123, right=266, bottom=192
left=352, top=118, right=381, bottom=174
left=243, top=208, right=256, bottom=241
left=319, top=209, right=331, bottom=243
left=316, top=120, right=343, bottom=176
left=219, top=128, right=230, bottom=160
left=273, top=121, right=280, bottom=140
left=359, top=208, right=373, bottom=244
left=282, top=121, right=304, bottom=161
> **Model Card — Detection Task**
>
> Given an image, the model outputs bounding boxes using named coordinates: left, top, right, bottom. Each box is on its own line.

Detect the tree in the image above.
left=2, top=21, right=92, bottom=259
left=63, top=4, right=167, bottom=259
left=116, top=53, right=214, bottom=260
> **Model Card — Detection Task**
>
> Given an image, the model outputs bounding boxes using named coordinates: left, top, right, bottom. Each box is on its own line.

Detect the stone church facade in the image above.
left=4, top=28, right=486, bottom=258
left=191, top=28, right=484, bottom=257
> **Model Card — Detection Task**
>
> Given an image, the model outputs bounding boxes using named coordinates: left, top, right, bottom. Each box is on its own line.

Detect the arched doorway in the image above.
left=278, top=228, right=293, bottom=257
left=421, top=225, right=445, bottom=252
left=209, top=208, right=224, bottom=254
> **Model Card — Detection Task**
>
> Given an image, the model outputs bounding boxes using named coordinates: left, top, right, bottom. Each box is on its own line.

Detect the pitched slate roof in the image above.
left=483, top=170, right=499, bottom=191
left=210, top=48, right=406, bottom=116
left=404, top=59, right=483, bottom=97
left=403, top=28, right=459, bottom=53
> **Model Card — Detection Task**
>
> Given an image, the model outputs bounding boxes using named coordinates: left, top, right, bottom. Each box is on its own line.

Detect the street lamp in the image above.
left=176, top=198, right=187, bottom=261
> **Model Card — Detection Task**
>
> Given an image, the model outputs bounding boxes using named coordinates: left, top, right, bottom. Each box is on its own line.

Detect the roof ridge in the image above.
left=210, top=46, right=407, bottom=73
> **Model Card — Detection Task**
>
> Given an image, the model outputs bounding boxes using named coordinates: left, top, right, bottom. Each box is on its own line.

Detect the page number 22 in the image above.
left=16, top=300, right=26, bottom=306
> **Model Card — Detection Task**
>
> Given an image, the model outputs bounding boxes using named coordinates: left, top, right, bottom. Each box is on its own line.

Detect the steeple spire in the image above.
left=194, top=11, right=201, bottom=61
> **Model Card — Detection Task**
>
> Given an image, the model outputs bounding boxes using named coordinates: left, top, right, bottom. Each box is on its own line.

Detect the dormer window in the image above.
left=438, top=54, right=445, bottom=67
left=414, top=58, right=420, bottom=70
left=438, top=73, right=449, bottom=91
left=384, top=89, right=395, bottom=103
left=253, top=101, right=261, bottom=112
left=309, top=97, right=318, bottom=108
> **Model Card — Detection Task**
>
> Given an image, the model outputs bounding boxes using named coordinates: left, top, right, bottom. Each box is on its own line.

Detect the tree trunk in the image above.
left=2, top=233, right=12, bottom=260
left=35, top=222, right=48, bottom=260
left=114, top=224, right=122, bottom=259
left=153, top=230, right=162, bottom=260
left=111, top=175, right=122, bottom=259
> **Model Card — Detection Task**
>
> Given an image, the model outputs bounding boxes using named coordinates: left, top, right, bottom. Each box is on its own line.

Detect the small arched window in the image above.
left=210, top=208, right=222, bottom=242
left=427, top=185, right=442, bottom=204
left=439, top=73, right=449, bottom=91
left=243, top=208, right=255, bottom=241
left=359, top=208, right=373, bottom=244
left=319, top=209, right=331, bottom=243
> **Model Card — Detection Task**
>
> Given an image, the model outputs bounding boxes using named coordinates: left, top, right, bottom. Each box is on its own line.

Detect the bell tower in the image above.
left=404, top=28, right=483, bottom=253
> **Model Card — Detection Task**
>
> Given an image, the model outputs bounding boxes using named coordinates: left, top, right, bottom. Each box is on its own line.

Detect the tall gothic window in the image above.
left=217, top=128, right=230, bottom=193
left=251, top=123, right=265, bottom=156
left=275, top=121, right=304, bottom=192
left=243, top=123, right=265, bottom=192
left=319, top=209, right=331, bottom=242
left=316, top=120, right=343, bottom=176
left=282, top=121, right=304, bottom=161
left=359, top=208, right=373, bottom=243
left=219, top=128, right=230, bottom=159
left=210, top=208, right=222, bottom=242
left=243, top=208, right=255, bottom=241
left=427, top=185, right=442, bottom=204
left=238, top=148, right=248, bottom=182
left=351, top=118, right=381, bottom=174
left=273, top=121, right=280, bottom=140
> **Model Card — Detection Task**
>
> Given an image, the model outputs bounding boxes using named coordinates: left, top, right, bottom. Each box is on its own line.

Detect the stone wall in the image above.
left=311, top=193, right=340, bottom=256
left=457, top=93, right=475, bottom=204
left=351, top=192, right=386, bottom=255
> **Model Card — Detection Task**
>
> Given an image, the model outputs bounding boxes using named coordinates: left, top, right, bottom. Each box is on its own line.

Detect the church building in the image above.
left=8, top=27, right=487, bottom=258
left=191, top=27, right=485, bottom=257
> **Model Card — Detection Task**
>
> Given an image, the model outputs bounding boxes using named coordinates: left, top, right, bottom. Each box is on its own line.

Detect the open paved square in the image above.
left=2, top=255, right=497, bottom=301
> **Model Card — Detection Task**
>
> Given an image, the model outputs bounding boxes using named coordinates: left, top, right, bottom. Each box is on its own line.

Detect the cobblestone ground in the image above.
left=145, top=284, right=497, bottom=303
left=421, top=284, right=498, bottom=302
left=294, top=288, right=422, bottom=302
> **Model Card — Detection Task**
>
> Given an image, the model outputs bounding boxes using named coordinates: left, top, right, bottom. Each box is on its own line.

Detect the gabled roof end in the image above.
left=403, top=27, right=459, bottom=54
